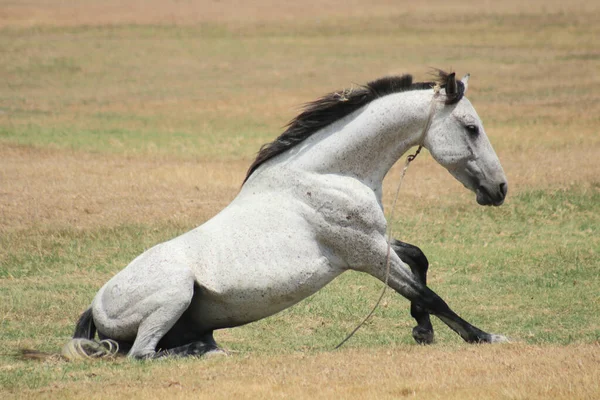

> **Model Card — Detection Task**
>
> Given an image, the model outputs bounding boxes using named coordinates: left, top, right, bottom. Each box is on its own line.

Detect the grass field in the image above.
left=1, top=1, right=599, bottom=398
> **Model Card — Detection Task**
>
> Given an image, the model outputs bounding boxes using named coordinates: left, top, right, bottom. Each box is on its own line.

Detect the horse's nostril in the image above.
left=499, top=182, right=508, bottom=197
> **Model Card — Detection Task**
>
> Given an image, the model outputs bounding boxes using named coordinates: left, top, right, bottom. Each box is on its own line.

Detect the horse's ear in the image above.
left=461, top=73, right=470, bottom=94
left=446, top=72, right=457, bottom=96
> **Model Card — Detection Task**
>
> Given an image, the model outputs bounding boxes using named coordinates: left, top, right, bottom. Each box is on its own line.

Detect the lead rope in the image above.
left=335, top=86, right=440, bottom=350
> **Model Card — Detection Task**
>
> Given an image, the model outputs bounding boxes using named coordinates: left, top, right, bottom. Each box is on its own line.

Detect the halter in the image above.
left=335, top=86, right=441, bottom=349
left=409, top=82, right=442, bottom=161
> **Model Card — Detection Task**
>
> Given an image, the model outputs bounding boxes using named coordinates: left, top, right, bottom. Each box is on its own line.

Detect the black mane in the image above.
left=243, top=70, right=462, bottom=183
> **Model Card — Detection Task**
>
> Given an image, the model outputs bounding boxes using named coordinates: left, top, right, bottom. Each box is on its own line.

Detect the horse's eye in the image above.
left=466, top=125, right=479, bottom=135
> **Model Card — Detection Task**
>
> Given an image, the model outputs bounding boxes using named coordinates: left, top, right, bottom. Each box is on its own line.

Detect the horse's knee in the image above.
left=416, top=286, right=452, bottom=317
left=391, top=240, right=429, bottom=278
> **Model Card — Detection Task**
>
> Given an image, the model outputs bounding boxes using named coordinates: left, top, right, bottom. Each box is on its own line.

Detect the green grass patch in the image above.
left=0, top=116, right=273, bottom=160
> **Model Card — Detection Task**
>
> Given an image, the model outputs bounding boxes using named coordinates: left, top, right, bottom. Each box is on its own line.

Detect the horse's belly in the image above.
left=170, top=199, right=333, bottom=327
left=191, top=254, right=340, bottom=328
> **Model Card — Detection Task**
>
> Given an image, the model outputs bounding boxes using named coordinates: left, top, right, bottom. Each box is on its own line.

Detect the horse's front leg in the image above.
left=390, top=239, right=434, bottom=344
left=364, top=240, right=508, bottom=344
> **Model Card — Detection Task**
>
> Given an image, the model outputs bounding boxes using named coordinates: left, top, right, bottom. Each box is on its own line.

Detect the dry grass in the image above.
left=5, top=344, right=600, bottom=400
left=0, top=144, right=243, bottom=231
left=1, top=142, right=598, bottom=232
left=2, top=0, right=598, bottom=27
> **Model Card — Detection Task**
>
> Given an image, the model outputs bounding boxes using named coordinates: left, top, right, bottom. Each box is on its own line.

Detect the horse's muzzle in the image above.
left=476, top=182, right=507, bottom=206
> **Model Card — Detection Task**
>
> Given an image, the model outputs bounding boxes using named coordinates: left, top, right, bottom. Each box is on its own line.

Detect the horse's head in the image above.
left=424, top=73, right=507, bottom=206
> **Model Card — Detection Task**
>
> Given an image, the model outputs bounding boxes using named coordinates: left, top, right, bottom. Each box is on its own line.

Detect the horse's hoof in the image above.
left=412, top=326, right=434, bottom=345
left=488, top=334, right=510, bottom=343
left=204, top=348, right=229, bottom=358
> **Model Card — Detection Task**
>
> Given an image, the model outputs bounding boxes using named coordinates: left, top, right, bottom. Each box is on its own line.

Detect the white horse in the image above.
left=65, top=71, right=508, bottom=359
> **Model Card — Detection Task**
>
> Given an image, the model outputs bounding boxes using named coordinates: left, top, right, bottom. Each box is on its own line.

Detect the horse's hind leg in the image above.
left=154, top=331, right=226, bottom=358
left=152, top=293, right=227, bottom=359
left=391, top=240, right=434, bottom=344
left=94, top=263, right=196, bottom=359
left=128, top=276, right=195, bottom=359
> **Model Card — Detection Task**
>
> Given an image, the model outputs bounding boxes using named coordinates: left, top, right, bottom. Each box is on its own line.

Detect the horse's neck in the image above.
left=283, top=90, right=433, bottom=187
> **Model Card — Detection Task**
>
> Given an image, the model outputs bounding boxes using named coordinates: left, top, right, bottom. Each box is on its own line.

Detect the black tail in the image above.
left=73, top=307, right=96, bottom=339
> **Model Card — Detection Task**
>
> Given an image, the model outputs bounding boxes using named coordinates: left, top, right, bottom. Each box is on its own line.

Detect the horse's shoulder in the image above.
left=288, top=173, right=385, bottom=232
left=307, top=173, right=380, bottom=206
left=240, top=170, right=385, bottom=233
